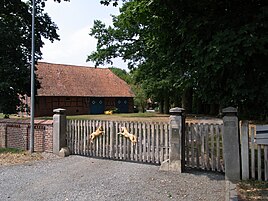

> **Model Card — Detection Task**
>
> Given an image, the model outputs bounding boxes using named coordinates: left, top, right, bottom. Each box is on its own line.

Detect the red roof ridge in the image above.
left=38, top=61, right=109, bottom=70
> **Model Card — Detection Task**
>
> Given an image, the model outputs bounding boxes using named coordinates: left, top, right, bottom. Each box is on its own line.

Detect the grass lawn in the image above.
left=1, top=112, right=222, bottom=123
left=0, top=113, right=25, bottom=119
left=0, top=113, right=9, bottom=118
left=237, top=180, right=268, bottom=201
left=0, top=112, right=167, bottom=118
left=34, top=112, right=170, bottom=122
left=67, top=112, right=168, bottom=119
left=0, top=147, right=23, bottom=154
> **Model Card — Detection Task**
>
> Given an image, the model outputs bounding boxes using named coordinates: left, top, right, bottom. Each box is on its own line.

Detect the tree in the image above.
left=88, top=0, right=268, bottom=119
left=109, top=67, right=131, bottom=84
left=88, top=1, right=178, bottom=113
left=100, top=0, right=120, bottom=6
left=132, top=84, right=147, bottom=113
left=0, top=0, right=68, bottom=115
left=109, top=67, right=147, bottom=112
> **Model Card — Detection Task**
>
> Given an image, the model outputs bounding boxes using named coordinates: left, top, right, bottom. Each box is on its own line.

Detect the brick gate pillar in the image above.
left=53, top=108, right=69, bottom=157
left=160, top=107, right=185, bottom=172
left=222, top=107, right=241, bottom=182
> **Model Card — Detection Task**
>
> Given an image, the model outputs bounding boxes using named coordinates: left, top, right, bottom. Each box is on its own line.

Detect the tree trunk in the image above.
left=164, top=96, right=170, bottom=114
left=182, top=86, right=193, bottom=113
left=173, top=92, right=181, bottom=107
left=209, top=104, right=219, bottom=115
left=159, top=99, right=164, bottom=114
left=195, top=96, right=204, bottom=114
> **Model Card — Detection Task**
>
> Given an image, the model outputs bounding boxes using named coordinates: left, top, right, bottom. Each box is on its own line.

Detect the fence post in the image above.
left=240, top=120, right=249, bottom=180
left=222, top=107, right=241, bottom=182
left=110, top=121, right=115, bottom=158
left=53, top=108, right=69, bottom=157
left=22, top=125, right=29, bottom=150
left=160, top=107, right=185, bottom=172
left=0, top=123, right=7, bottom=148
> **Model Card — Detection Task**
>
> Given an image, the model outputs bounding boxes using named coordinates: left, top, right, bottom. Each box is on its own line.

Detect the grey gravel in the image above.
left=0, top=155, right=225, bottom=201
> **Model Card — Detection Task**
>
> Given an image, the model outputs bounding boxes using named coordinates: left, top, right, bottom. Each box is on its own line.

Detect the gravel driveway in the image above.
left=0, top=155, right=225, bottom=201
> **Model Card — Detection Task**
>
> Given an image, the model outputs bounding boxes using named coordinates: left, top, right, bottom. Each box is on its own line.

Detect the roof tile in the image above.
left=36, top=62, right=134, bottom=97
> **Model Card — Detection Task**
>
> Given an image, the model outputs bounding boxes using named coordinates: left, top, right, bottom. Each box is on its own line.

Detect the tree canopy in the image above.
left=109, top=67, right=147, bottom=112
left=0, top=0, right=70, bottom=114
left=88, top=0, right=268, bottom=119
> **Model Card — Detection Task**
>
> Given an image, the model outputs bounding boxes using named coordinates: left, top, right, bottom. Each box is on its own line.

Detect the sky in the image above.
left=41, top=0, right=127, bottom=70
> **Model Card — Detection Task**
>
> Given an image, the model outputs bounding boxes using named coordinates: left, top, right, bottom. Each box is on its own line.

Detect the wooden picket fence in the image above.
left=241, top=122, right=268, bottom=181
left=66, top=119, right=225, bottom=172
left=66, top=120, right=170, bottom=165
left=185, top=123, right=224, bottom=172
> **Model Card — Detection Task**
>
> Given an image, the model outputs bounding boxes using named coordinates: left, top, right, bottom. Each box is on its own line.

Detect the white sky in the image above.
left=41, top=0, right=127, bottom=70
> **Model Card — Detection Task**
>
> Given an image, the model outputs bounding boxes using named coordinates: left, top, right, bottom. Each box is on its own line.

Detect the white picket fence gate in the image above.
left=67, top=120, right=170, bottom=164
left=66, top=119, right=225, bottom=172
left=185, top=123, right=224, bottom=172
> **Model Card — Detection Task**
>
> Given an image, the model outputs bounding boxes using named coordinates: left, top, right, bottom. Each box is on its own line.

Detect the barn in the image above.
left=32, top=62, right=134, bottom=116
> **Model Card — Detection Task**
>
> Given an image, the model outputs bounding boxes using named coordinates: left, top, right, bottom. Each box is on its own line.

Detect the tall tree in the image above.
left=0, top=0, right=66, bottom=114
left=109, top=67, right=148, bottom=112
left=88, top=0, right=268, bottom=119
left=88, top=1, right=178, bottom=113
left=109, top=67, right=131, bottom=84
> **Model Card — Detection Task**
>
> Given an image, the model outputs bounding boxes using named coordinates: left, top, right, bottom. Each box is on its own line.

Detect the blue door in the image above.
left=90, top=98, right=104, bottom=114
left=116, top=98, right=129, bottom=113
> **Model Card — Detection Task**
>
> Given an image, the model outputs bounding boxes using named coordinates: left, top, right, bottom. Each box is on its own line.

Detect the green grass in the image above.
left=1, top=112, right=169, bottom=121
left=240, top=180, right=268, bottom=189
left=66, top=112, right=168, bottom=120
left=0, top=113, right=8, bottom=118
left=0, top=148, right=23, bottom=154
left=0, top=113, right=26, bottom=119
left=35, top=116, right=53, bottom=120
left=238, top=180, right=268, bottom=200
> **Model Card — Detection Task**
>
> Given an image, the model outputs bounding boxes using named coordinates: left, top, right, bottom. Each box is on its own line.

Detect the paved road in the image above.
left=0, top=156, right=225, bottom=201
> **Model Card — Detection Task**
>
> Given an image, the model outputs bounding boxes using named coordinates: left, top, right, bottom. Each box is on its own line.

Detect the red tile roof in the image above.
left=36, top=62, right=134, bottom=97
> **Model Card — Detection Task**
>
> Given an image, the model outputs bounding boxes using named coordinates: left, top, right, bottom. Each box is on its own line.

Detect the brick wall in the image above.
left=35, top=96, right=89, bottom=117
left=6, top=124, right=27, bottom=150
left=31, top=96, right=134, bottom=117
left=0, top=119, right=53, bottom=152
